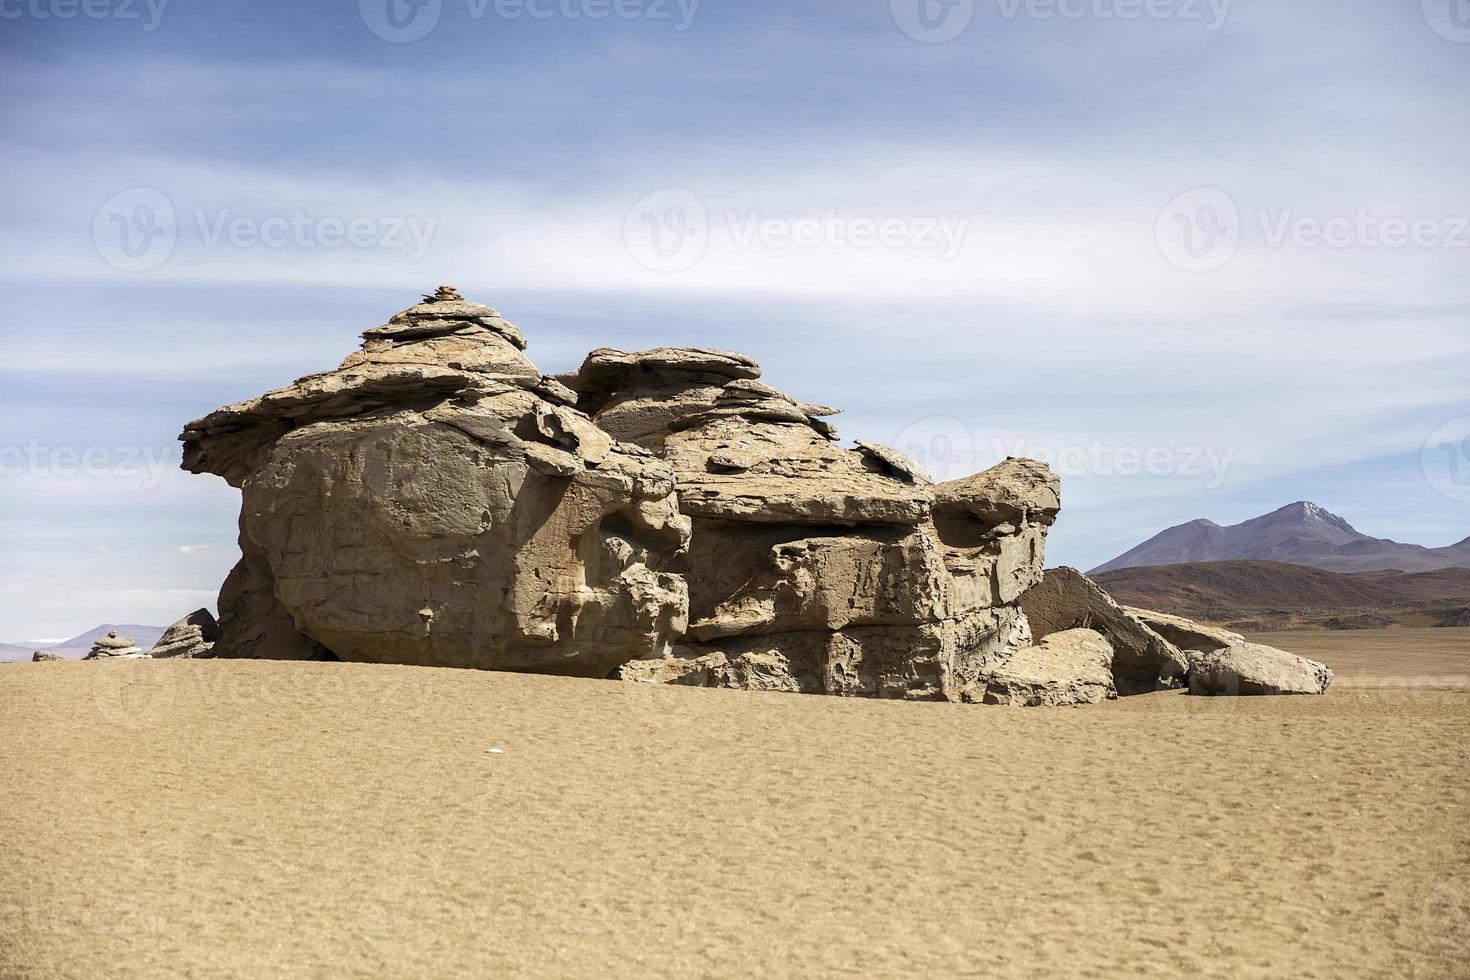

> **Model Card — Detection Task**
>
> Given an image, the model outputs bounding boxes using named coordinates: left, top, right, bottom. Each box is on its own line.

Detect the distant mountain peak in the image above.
left=1090, top=503, right=1467, bottom=575
left=1272, top=501, right=1357, bottom=533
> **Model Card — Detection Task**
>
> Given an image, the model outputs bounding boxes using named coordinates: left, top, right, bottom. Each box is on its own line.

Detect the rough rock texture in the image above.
left=182, top=287, right=691, bottom=675
left=148, top=609, right=222, bottom=659
left=1127, top=607, right=1334, bottom=696
left=1187, top=643, right=1334, bottom=696
left=969, top=628, right=1117, bottom=707
left=1019, top=568, right=1188, bottom=694
left=1125, top=607, right=1243, bottom=652
left=83, top=631, right=147, bottom=660
left=555, top=347, right=762, bottom=452
left=563, top=346, right=1061, bottom=700
left=32, top=650, right=65, bottom=662
left=182, top=288, right=1330, bottom=703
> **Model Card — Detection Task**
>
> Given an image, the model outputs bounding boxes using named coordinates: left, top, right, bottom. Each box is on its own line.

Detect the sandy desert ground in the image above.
left=1253, top=628, right=1470, bottom=690
left=2, top=631, right=1467, bottom=979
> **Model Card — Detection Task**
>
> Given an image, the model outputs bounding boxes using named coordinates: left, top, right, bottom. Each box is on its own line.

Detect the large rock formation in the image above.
left=561, top=347, right=1060, bottom=700
left=181, top=287, right=691, bottom=676
left=181, top=288, right=1331, bottom=703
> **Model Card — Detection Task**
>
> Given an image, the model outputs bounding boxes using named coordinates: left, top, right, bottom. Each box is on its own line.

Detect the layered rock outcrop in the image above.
left=181, top=289, right=1331, bottom=702
left=560, top=347, right=1059, bottom=700
left=182, top=288, right=690, bottom=676
left=84, top=631, right=147, bottom=660
left=149, top=609, right=221, bottom=659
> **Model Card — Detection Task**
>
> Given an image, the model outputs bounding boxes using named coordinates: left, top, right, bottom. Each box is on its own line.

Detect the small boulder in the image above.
left=971, top=628, right=1116, bottom=707
left=1187, top=642, right=1333, bottom=696
left=32, top=650, right=65, bottom=662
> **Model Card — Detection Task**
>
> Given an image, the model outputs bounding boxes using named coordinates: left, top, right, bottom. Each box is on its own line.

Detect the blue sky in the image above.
left=1, top=0, right=1467, bottom=641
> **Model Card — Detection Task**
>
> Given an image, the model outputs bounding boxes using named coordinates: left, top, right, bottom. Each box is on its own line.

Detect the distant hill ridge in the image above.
left=1091, top=502, right=1470, bottom=574
left=1095, top=559, right=1470, bottom=608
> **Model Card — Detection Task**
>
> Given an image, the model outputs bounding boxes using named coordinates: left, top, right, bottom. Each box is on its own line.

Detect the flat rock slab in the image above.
left=972, top=628, right=1117, bottom=707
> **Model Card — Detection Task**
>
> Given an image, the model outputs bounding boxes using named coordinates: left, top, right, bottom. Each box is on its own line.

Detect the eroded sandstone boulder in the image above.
left=1127, top=607, right=1333, bottom=696
left=1019, top=568, right=1188, bottom=694
left=969, top=628, right=1117, bottom=707
left=32, top=650, right=65, bottom=662
left=149, top=609, right=222, bottom=659
left=1187, top=643, right=1334, bottom=696
left=182, top=287, right=691, bottom=675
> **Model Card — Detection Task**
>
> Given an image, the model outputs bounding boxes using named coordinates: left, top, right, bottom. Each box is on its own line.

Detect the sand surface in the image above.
left=3, top=635, right=1468, bottom=978
left=1255, top=627, right=1470, bottom=689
